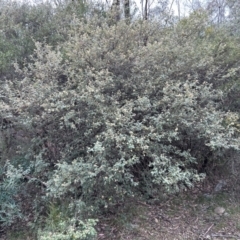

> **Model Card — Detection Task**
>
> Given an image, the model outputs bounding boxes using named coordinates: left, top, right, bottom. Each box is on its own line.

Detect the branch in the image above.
left=23, top=175, right=47, bottom=188
left=211, top=234, right=240, bottom=239
left=203, top=223, right=214, bottom=237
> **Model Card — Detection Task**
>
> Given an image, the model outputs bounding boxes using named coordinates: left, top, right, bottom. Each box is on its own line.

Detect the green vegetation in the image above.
left=0, top=0, right=239, bottom=239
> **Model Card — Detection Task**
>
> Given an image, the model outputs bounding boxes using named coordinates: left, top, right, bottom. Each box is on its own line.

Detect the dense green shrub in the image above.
left=0, top=7, right=240, bottom=237
left=2, top=15, right=239, bottom=200
left=0, top=0, right=72, bottom=78
left=0, top=162, right=24, bottom=227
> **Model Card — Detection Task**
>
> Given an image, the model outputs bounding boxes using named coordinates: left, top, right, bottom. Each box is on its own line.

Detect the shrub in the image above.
left=0, top=162, right=24, bottom=227
left=0, top=14, right=239, bottom=235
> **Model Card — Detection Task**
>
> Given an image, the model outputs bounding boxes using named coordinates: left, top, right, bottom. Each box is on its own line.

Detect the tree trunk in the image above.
left=111, top=0, right=120, bottom=21
left=144, top=0, right=148, bottom=20
left=124, top=0, right=130, bottom=21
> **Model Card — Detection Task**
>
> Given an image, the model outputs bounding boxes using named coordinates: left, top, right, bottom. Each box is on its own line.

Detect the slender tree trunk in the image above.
left=177, top=0, right=180, bottom=20
left=111, top=0, right=120, bottom=21
left=124, top=0, right=130, bottom=20
left=144, top=0, right=148, bottom=20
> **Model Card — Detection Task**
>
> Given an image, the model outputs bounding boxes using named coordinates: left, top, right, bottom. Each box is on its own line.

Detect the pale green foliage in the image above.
left=0, top=162, right=26, bottom=226
left=38, top=218, right=97, bottom=240
left=0, top=12, right=240, bottom=235
left=2, top=18, right=239, bottom=192
left=37, top=201, right=97, bottom=240
left=0, top=0, right=74, bottom=78
left=172, top=11, right=240, bottom=112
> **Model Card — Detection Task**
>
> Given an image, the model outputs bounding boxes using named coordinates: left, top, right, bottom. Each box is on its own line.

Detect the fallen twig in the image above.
left=194, top=217, right=198, bottom=223
left=211, top=234, right=240, bottom=239
left=203, top=223, right=214, bottom=237
left=136, top=200, right=149, bottom=206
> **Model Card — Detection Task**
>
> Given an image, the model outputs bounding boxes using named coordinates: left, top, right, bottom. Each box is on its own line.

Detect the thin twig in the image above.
left=136, top=200, right=149, bottom=206
left=23, top=175, right=47, bottom=187
left=211, top=234, right=239, bottom=239
left=158, top=214, right=172, bottom=224
left=203, top=223, right=214, bottom=237
left=193, top=217, right=198, bottom=223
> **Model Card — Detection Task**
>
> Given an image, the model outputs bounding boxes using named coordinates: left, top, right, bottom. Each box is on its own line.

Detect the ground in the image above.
left=97, top=178, right=240, bottom=240
left=2, top=176, right=240, bottom=240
